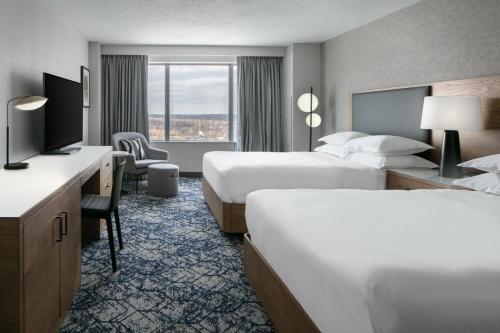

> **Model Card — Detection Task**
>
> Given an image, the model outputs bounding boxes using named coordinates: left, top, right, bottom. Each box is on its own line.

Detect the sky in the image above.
left=148, top=64, right=237, bottom=115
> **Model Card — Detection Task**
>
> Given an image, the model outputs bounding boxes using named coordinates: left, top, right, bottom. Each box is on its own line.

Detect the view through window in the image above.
left=147, top=63, right=237, bottom=142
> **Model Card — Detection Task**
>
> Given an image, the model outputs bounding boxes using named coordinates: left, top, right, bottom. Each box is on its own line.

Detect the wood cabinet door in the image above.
left=59, top=181, right=82, bottom=321
left=23, top=197, right=62, bottom=333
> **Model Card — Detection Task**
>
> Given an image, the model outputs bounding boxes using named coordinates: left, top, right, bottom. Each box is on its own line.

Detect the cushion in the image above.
left=318, top=131, right=369, bottom=146
left=453, top=173, right=500, bottom=195
left=346, top=135, right=434, bottom=156
left=314, top=144, right=350, bottom=158
left=458, top=154, right=500, bottom=173
left=120, top=138, right=146, bottom=160
left=81, top=194, right=110, bottom=213
left=135, top=159, right=166, bottom=169
left=347, top=152, right=438, bottom=170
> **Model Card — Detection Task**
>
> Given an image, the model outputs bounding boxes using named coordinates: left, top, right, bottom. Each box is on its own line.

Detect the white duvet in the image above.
left=202, top=151, right=385, bottom=203
left=246, top=189, right=500, bottom=333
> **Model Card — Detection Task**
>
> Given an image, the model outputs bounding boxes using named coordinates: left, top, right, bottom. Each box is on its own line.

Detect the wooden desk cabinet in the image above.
left=23, top=180, right=81, bottom=333
left=0, top=146, right=112, bottom=333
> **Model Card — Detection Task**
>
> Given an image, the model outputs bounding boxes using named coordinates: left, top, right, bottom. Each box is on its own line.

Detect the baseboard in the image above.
left=180, top=172, right=202, bottom=177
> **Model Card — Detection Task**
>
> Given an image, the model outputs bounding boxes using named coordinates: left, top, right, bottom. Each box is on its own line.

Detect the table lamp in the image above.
left=420, top=96, right=482, bottom=178
left=5, top=95, right=48, bottom=170
left=298, top=87, right=321, bottom=152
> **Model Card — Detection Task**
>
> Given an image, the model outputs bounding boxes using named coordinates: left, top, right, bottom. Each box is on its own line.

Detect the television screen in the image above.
left=43, top=73, right=83, bottom=152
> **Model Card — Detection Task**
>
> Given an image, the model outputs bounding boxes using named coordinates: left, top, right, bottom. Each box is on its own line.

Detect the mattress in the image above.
left=202, top=151, right=385, bottom=203
left=246, top=189, right=500, bottom=333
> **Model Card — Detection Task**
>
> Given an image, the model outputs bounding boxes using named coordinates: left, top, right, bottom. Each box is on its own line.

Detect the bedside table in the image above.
left=386, top=169, right=471, bottom=190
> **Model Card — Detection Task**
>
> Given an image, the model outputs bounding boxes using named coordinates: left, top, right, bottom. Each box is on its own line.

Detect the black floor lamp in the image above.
left=298, top=87, right=321, bottom=152
left=5, top=95, right=48, bottom=170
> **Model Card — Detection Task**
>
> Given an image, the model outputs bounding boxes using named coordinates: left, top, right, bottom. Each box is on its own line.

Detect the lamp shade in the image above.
left=420, top=96, right=482, bottom=130
left=298, top=93, right=318, bottom=112
left=13, top=96, right=48, bottom=111
left=305, top=113, right=321, bottom=128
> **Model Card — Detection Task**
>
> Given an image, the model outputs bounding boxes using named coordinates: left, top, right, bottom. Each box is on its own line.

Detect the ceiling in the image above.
left=44, top=0, right=421, bottom=46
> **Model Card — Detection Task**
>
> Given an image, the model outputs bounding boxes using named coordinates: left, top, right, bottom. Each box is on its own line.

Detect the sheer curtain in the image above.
left=237, top=56, right=282, bottom=152
left=101, top=55, right=149, bottom=145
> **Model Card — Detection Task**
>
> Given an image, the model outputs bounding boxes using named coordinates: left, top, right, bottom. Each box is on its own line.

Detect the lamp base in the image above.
left=4, top=162, right=29, bottom=170
left=440, top=130, right=462, bottom=178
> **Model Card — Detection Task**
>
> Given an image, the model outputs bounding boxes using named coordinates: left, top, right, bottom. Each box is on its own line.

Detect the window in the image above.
left=147, top=63, right=237, bottom=142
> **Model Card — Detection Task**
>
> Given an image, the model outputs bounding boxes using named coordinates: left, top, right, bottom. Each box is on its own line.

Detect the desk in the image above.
left=0, top=146, right=112, bottom=333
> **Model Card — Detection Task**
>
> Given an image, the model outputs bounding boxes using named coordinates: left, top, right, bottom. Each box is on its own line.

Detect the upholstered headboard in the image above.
left=349, top=75, right=500, bottom=162
left=351, top=86, right=432, bottom=143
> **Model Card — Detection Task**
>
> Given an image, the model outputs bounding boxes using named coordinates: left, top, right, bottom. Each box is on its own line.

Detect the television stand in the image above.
left=43, top=146, right=82, bottom=155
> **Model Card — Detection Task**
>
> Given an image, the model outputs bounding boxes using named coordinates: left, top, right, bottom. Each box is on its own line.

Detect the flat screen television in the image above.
left=43, top=73, right=83, bottom=154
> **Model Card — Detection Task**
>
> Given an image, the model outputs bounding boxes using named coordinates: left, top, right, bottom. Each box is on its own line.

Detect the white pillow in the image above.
left=318, top=131, right=369, bottom=146
left=458, top=154, right=500, bottom=173
left=347, top=152, right=438, bottom=169
left=314, top=144, right=350, bottom=158
left=453, top=173, right=500, bottom=195
left=346, top=135, right=434, bottom=156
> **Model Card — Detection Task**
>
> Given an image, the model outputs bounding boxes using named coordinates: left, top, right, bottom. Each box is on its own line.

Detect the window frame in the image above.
left=148, top=62, right=237, bottom=142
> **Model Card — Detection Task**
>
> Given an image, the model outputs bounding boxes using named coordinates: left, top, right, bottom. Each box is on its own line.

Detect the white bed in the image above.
left=203, top=151, right=385, bottom=204
left=246, top=189, right=500, bottom=333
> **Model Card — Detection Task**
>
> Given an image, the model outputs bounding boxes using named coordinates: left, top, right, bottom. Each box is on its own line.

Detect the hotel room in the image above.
left=1, top=0, right=500, bottom=332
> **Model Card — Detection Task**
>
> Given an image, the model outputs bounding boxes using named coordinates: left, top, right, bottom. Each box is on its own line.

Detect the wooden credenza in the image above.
left=0, top=146, right=112, bottom=332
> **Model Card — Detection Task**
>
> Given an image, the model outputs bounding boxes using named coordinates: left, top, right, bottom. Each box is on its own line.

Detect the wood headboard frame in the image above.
left=349, top=74, right=500, bottom=162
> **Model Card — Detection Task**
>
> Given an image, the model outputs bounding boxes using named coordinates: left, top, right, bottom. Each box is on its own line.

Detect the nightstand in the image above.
left=386, top=169, right=472, bottom=190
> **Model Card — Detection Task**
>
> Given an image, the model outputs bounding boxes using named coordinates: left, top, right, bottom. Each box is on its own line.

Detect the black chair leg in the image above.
left=114, top=208, right=123, bottom=250
left=136, top=175, right=139, bottom=193
left=105, top=215, right=117, bottom=272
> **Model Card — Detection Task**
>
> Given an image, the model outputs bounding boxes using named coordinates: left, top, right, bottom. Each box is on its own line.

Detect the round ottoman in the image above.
left=147, top=163, right=179, bottom=197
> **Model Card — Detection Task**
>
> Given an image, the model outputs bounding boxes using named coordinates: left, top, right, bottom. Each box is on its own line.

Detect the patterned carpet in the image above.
left=61, top=177, right=274, bottom=332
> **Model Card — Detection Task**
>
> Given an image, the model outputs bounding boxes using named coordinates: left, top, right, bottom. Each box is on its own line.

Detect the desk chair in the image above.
left=81, top=160, right=125, bottom=272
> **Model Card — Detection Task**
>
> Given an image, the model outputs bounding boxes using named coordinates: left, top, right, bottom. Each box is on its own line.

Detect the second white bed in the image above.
left=246, top=188, right=500, bottom=333
left=203, top=151, right=385, bottom=203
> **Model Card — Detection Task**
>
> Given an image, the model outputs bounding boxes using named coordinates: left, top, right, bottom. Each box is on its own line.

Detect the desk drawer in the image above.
left=101, top=173, right=112, bottom=196
left=100, top=152, right=113, bottom=196
left=101, top=152, right=113, bottom=175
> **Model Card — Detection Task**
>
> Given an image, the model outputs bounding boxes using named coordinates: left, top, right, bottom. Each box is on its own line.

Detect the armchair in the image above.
left=111, top=132, right=169, bottom=192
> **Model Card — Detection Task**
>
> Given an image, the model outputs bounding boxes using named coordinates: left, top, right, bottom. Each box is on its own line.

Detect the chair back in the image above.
left=111, top=132, right=149, bottom=152
left=110, top=159, right=126, bottom=211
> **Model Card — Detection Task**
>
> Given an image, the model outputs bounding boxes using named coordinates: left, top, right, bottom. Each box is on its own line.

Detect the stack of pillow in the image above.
left=453, top=155, right=500, bottom=195
left=315, top=131, right=438, bottom=169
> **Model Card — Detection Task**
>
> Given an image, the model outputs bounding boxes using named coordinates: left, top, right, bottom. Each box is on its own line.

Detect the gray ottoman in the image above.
left=147, top=163, right=179, bottom=197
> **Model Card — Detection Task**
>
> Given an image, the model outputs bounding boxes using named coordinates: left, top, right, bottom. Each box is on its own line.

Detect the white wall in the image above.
left=88, top=42, right=102, bottom=145
left=0, top=0, right=89, bottom=165
left=151, top=141, right=236, bottom=173
left=282, top=43, right=322, bottom=152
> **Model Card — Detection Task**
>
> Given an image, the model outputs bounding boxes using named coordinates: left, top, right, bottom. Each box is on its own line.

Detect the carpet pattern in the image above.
left=61, top=177, right=274, bottom=332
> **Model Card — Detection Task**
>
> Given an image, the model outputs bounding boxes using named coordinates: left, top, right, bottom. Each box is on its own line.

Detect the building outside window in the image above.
left=147, top=63, right=238, bottom=142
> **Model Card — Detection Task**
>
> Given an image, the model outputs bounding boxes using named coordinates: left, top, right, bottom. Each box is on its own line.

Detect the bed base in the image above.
left=244, top=233, right=320, bottom=332
left=202, top=177, right=247, bottom=233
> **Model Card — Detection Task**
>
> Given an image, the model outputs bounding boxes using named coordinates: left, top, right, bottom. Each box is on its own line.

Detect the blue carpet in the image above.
left=61, top=177, right=274, bottom=332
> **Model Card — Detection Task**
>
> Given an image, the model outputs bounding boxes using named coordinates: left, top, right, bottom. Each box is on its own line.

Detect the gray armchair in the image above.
left=111, top=132, right=169, bottom=191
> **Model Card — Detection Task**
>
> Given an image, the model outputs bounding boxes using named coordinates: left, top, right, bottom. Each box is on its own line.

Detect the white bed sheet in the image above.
left=246, top=189, right=500, bottom=333
left=202, top=151, right=385, bottom=203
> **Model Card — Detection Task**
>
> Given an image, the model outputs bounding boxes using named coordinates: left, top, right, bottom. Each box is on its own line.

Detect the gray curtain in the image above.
left=101, top=55, right=149, bottom=145
left=237, top=56, right=282, bottom=152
